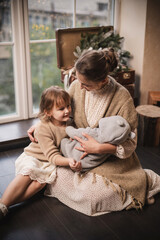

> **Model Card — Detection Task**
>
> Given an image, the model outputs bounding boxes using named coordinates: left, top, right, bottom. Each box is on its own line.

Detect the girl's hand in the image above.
left=74, top=133, right=101, bottom=159
left=69, top=158, right=82, bottom=172
left=27, top=125, right=38, bottom=142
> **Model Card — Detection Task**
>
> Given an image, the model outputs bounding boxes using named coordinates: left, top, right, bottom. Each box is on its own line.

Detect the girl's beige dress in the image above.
left=16, top=122, right=67, bottom=184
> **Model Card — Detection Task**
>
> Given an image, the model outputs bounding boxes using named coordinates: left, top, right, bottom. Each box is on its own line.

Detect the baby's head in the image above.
left=38, top=86, right=71, bottom=123
left=98, top=116, right=134, bottom=144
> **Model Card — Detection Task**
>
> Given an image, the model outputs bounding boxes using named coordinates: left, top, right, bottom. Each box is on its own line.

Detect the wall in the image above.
left=141, top=0, right=160, bottom=104
left=118, top=0, right=147, bottom=103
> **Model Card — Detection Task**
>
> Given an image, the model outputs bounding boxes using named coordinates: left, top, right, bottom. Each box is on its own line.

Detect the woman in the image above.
left=28, top=49, right=160, bottom=216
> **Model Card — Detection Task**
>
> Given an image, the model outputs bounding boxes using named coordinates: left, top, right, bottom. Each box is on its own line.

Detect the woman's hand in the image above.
left=69, top=158, right=82, bottom=172
left=74, top=133, right=101, bottom=159
left=74, top=132, right=117, bottom=159
left=27, top=125, right=38, bottom=142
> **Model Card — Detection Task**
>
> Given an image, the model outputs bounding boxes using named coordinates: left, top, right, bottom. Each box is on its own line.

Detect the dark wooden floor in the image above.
left=0, top=146, right=160, bottom=239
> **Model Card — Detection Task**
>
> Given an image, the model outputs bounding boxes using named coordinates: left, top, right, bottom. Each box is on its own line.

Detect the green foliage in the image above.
left=80, top=30, right=123, bottom=51
left=73, top=27, right=132, bottom=72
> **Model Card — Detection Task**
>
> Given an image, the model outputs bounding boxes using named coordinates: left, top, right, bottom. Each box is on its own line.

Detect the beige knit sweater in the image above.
left=69, top=78, right=147, bottom=207
left=24, top=121, right=67, bottom=164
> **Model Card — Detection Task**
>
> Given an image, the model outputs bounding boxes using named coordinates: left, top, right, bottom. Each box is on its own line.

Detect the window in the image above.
left=98, top=3, right=108, bottom=11
left=35, top=15, right=40, bottom=25
left=29, top=15, right=32, bottom=24
left=43, top=17, right=47, bottom=25
left=0, top=0, right=115, bottom=123
left=0, top=0, right=16, bottom=121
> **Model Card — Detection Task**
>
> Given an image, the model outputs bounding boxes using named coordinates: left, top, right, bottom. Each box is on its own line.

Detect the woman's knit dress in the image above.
left=44, top=77, right=160, bottom=216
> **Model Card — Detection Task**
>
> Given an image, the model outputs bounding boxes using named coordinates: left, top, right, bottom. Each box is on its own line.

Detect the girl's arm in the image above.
left=55, top=156, right=82, bottom=171
left=35, top=124, right=82, bottom=171
left=54, top=155, right=71, bottom=166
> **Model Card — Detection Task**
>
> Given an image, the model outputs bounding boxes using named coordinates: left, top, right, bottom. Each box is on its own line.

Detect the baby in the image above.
left=61, top=115, right=135, bottom=172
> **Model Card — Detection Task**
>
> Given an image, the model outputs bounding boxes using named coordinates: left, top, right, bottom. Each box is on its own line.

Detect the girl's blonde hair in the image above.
left=38, top=86, right=71, bottom=122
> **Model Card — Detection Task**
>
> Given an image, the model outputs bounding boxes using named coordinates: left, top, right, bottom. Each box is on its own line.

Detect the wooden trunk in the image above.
left=114, top=70, right=135, bottom=85
left=56, top=26, right=113, bottom=69
left=123, top=84, right=135, bottom=99
left=148, top=91, right=160, bottom=107
left=136, top=105, right=160, bottom=146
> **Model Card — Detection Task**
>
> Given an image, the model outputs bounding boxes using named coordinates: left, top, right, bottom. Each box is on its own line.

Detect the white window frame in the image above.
left=0, top=0, right=115, bottom=124
left=23, top=0, right=57, bottom=119
left=0, top=0, right=28, bottom=123
left=113, top=0, right=121, bottom=34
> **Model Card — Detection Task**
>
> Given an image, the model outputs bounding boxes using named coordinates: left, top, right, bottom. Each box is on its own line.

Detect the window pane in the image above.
left=30, top=42, right=62, bottom=111
left=0, top=46, right=15, bottom=116
left=0, top=0, right=12, bottom=42
left=28, top=0, right=73, bottom=40
left=76, top=0, right=113, bottom=27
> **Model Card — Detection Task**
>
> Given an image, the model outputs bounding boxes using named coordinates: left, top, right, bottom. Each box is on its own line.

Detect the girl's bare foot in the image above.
left=146, top=196, right=155, bottom=205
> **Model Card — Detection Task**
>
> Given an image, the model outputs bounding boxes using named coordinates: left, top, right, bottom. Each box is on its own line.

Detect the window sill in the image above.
left=0, top=118, right=39, bottom=152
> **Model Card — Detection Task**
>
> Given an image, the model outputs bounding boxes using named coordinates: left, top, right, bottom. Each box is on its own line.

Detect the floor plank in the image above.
left=99, top=197, right=160, bottom=240
left=42, top=197, right=119, bottom=240
left=0, top=146, right=160, bottom=240
left=136, top=146, right=160, bottom=174
left=0, top=196, right=75, bottom=240
left=0, top=151, right=15, bottom=176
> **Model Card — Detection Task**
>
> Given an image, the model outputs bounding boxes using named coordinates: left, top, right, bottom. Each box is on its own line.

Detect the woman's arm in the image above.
left=114, top=97, right=138, bottom=159
left=74, top=129, right=137, bottom=160
left=27, top=125, right=38, bottom=142
left=115, top=129, right=137, bottom=159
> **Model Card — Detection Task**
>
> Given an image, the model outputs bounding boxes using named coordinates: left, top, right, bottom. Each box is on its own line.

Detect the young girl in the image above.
left=0, top=86, right=81, bottom=219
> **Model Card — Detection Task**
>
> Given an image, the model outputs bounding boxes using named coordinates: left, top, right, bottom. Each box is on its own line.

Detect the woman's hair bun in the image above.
left=102, top=48, right=118, bottom=72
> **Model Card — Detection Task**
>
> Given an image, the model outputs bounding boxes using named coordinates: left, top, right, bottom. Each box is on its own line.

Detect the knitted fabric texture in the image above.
left=85, top=81, right=111, bottom=127
left=24, top=121, right=67, bottom=164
